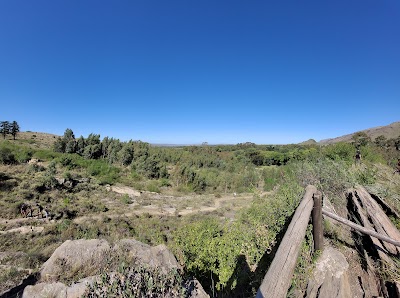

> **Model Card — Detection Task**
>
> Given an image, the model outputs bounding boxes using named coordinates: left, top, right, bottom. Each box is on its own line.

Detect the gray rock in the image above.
left=114, top=239, right=180, bottom=272
left=187, top=278, right=210, bottom=298
left=23, top=238, right=205, bottom=298
left=23, top=282, right=67, bottom=298
left=40, top=239, right=111, bottom=282
left=66, top=276, right=98, bottom=298
left=23, top=276, right=98, bottom=298
left=306, top=246, right=351, bottom=298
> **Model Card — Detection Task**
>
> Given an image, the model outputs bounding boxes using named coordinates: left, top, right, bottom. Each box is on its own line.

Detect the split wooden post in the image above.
left=312, top=191, right=323, bottom=252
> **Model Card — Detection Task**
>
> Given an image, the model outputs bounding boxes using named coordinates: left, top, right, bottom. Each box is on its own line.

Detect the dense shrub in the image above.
left=83, top=264, right=187, bottom=298
left=0, top=146, right=16, bottom=164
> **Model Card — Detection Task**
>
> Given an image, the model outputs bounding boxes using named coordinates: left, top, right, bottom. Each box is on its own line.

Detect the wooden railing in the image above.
left=256, top=185, right=400, bottom=298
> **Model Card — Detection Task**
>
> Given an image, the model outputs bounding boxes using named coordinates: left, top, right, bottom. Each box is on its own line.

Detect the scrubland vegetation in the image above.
left=1, top=128, right=400, bottom=296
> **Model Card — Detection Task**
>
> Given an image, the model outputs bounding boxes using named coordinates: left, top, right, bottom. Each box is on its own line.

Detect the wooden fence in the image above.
left=256, top=185, right=400, bottom=298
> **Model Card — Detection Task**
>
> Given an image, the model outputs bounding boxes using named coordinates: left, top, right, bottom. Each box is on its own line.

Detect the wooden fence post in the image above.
left=312, top=191, right=323, bottom=252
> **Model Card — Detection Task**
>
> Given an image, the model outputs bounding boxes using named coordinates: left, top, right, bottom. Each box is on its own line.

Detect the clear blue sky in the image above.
left=1, top=0, right=399, bottom=144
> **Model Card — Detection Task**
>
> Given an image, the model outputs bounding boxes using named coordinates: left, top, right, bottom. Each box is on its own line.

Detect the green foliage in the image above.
left=14, top=146, right=33, bottom=163
left=83, top=263, right=187, bottom=298
left=134, top=155, right=168, bottom=179
left=289, top=158, right=356, bottom=206
left=120, top=194, right=132, bottom=204
left=359, top=145, right=386, bottom=164
left=56, top=154, right=87, bottom=169
left=352, top=131, right=371, bottom=147
left=160, top=178, right=171, bottom=187
left=0, top=144, right=16, bottom=164
left=86, top=160, right=120, bottom=185
left=261, top=167, right=282, bottom=191
left=10, top=121, right=20, bottom=140
left=322, top=142, right=354, bottom=162
left=375, top=135, right=388, bottom=148
left=0, top=121, right=10, bottom=139
left=33, top=149, right=62, bottom=161
left=146, top=181, right=161, bottom=193
left=354, top=165, right=377, bottom=185
left=39, top=161, right=59, bottom=189
left=288, top=225, right=315, bottom=297
left=56, top=219, right=72, bottom=233
left=27, top=163, right=45, bottom=173
left=0, top=142, right=33, bottom=164
left=173, top=179, right=303, bottom=293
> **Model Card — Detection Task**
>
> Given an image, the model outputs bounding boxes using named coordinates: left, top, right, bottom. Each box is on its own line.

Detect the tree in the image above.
left=395, top=135, right=400, bottom=151
left=118, top=142, right=134, bottom=166
left=374, top=135, right=387, bottom=148
left=65, top=139, right=77, bottom=153
left=351, top=132, right=371, bottom=148
left=0, top=121, right=10, bottom=139
left=76, top=136, right=86, bottom=155
left=63, top=128, right=75, bottom=141
left=53, top=137, right=66, bottom=153
left=10, top=121, right=20, bottom=140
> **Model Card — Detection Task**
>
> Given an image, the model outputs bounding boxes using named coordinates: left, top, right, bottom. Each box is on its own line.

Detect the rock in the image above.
left=56, top=178, right=66, bottom=185
left=114, top=239, right=180, bottom=272
left=187, top=278, right=210, bottom=298
left=111, top=185, right=141, bottom=197
left=78, top=178, right=89, bottom=183
left=40, top=239, right=111, bottom=282
left=306, top=247, right=351, bottom=298
left=23, top=238, right=206, bottom=298
left=66, top=276, right=98, bottom=298
left=23, top=282, right=67, bottom=298
left=22, top=276, right=98, bottom=298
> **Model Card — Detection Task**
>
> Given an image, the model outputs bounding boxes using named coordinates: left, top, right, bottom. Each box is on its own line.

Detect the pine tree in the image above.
left=0, top=121, right=10, bottom=139
left=10, top=121, right=20, bottom=140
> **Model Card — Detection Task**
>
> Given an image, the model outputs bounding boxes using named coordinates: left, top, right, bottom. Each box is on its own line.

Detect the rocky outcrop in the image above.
left=22, top=238, right=207, bottom=298
left=23, top=276, right=97, bottom=298
left=306, top=247, right=351, bottom=298
left=40, top=239, right=111, bottom=282
left=115, top=239, right=180, bottom=273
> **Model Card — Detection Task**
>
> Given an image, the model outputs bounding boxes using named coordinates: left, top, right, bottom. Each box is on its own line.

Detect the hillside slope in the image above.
left=319, top=121, right=400, bottom=144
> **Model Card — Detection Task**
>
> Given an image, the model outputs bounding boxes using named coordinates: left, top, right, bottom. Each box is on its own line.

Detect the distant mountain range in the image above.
left=319, top=121, right=400, bottom=145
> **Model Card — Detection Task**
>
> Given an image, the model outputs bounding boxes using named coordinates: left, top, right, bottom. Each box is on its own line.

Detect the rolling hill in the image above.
left=319, top=121, right=400, bottom=144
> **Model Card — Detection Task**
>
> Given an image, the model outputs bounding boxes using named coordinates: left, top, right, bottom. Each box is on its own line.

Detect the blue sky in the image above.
left=1, top=0, right=399, bottom=144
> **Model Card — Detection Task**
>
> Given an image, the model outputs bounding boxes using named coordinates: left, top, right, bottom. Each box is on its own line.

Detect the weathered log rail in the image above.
left=256, top=185, right=400, bottom=298
left=256, top=185, right=318, bottom=298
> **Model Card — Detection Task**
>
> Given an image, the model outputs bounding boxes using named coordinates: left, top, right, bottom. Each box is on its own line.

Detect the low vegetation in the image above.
left=1, top=127, right=400, bottom=296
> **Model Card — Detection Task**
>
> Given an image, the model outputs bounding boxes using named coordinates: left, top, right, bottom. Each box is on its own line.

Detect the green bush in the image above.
left=262, top=166, right=281, bottom=191
left=0, top=146, right=16, bottom=164
left=87, top=160, right=120, bottom=185
left=120, top=194, right=132, bottom=204
left=83, top=263, right=187, bottom=297
left=147, top=181, right=161, bottom=193
left=173, top=179, right=303, bottom=293
left=27, top=163, right=45, bottom=174
left=14, top=147, right=33, bottom=163
left=33, top=149, right=61, bottom=161
left=323, top=142, right=354, bottom=162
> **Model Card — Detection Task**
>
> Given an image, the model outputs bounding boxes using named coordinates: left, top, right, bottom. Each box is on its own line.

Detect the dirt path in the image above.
left=0, top=226, right=44, bottom=235
left=1, top=185, right=267, bottom=228
left=74, top=193, right=255, bottom=224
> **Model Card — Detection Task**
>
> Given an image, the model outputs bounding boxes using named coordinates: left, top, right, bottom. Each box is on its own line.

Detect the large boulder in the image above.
left=306, top=246, right=351, bottom=298
left=40, top=239, right=111, bottom=282
left=23, top=276, right=98, bottom=298
left=23, top=238, right=204, bottom=298
left=115, top=239, right=180, bottom=272
left=23, top=282, right=67, bottom=298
